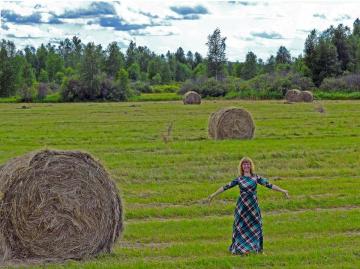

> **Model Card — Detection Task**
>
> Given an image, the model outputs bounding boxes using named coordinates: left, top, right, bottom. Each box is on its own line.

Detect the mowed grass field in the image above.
left=0, top=100, right=360, bottom=268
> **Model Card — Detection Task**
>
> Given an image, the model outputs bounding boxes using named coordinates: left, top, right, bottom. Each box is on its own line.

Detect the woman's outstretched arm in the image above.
left=208, top=178, right=239, bottom=204
left=256, top=175, right=289, bottom=199
left=207, top=187, right=225, bottom=204
left=271, top=184, right=289, bottom=198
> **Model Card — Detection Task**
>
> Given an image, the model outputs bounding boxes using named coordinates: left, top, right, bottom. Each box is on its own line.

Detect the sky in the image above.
left=0, top=0, right=359, bottom=61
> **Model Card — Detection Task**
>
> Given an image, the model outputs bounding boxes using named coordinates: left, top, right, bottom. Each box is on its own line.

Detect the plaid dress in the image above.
left=223, top=175, right=273, bottom=254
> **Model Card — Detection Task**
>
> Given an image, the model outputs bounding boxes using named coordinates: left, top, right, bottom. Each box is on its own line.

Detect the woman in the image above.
left=208, top=157, right=289, bottom=255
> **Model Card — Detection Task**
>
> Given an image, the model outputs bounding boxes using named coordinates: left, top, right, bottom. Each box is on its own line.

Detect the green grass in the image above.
left=0, top=92, right=181, bottom=103
left=225, top=90, right=360, bottom=100
left=0, top=92, right=62, bottom=103
left=225, top=89, right=283, bottom=100
left=0, top=99, right=360, bottom=268
left=0, top=96, right=17, bottom=103
left=314, top=91, right=360, bottom=100
left=41, top=92, right=62, bottom=102
left=2, top=89, right=360, bottom=104
left=152, top=83, right=181, bottom=93
left=129, top=92, right=181, bottom=101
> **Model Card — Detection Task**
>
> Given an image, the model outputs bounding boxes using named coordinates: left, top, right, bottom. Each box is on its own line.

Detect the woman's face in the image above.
left=242, top=161, right=251, bottom=173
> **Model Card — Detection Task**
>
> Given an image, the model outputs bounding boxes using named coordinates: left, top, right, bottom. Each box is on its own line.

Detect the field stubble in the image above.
left=0, top=100, right=359, bottom=268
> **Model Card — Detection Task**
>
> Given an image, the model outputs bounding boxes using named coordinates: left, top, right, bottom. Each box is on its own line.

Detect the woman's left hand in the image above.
left=283, top=190, right=289, bottom=199
left=207, top=194, right=214, bottom=205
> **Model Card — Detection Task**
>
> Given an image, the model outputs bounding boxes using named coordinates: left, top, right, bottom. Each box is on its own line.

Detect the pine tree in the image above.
left=128, top=63, right=141, bottom=80
left=175, top=47, right=186, bottom=64
left=186, top=51, right=194, bottom=68
left=241, top=51, right=257, bottom=80
left=206, top=28, right=227, bottom=80
left=46, top=52, right=64, bottom=82
left=126, top=41, right=137, bottom=68
left=105, top=42, right=124, bottom=78
left=275, top=46, right=291, bottom=64
left=194, top=52, right=203, bottom=68
left=80, top=42, right=102, bottom=99
left=0, top=40, right=17, bottom=97
left=353, top=18, right=360, bottom=36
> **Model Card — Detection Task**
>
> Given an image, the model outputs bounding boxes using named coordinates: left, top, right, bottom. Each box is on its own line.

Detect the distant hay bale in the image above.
left=301, top=90, right=314, bottom=102
left=285, top=89, right=302, bottom=102
left=208, top=108, right=255, bottom=140
left=183, top=91, right=201, bottom=105
left=0, top=150, right=123, bottom=263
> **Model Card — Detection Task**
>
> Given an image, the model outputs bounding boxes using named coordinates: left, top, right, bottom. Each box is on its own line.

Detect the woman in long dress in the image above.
left=208, top=157, right=289, bottom=255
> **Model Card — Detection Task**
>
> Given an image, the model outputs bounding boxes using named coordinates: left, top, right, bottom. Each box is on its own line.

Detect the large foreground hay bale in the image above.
left=208, top=107, right=255, bottom=140
left=183, top=91, right=201, bottom=104
left=0, top=150, right=123, bottom=262
left=301, top=90, right=314, bottom=102
left=285, top=89, right=302, bottom=102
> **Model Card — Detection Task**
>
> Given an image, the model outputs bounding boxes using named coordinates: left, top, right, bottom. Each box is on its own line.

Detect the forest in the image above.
left=0, top=19, right=359, bottom=102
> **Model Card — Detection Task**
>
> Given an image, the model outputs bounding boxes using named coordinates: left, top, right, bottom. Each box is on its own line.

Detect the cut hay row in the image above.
left=0, top=150, right=123, bottom=262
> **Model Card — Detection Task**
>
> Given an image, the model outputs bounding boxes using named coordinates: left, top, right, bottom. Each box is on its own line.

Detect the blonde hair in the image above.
left=238, top=157, right=255, bottom=176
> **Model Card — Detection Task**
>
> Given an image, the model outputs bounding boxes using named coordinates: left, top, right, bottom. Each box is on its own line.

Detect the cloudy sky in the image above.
left=0, top=0, right=358, bottom=61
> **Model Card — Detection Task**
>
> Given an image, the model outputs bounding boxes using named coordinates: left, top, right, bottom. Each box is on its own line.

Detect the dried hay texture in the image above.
left=183, top=91, right=201, bottom=105
left=0, top=150, right=123, bottom=263
left=301, top=91, right=314, bottom=102
left=285, top=89, right=303, bottom=102
left=208, top=107, right=255, bottom=140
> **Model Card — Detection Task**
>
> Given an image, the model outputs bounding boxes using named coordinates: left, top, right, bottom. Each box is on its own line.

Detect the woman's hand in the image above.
left=207, top=187, right=224, bottom=205
left=282, top=189, right=289, bottom=199
left=207, top=194, right=214, bottom=205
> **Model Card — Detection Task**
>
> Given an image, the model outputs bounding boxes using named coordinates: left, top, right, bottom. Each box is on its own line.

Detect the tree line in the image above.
left=0, top=36, right=205, bottom=101
left=0, top=18, right=359, bottom=101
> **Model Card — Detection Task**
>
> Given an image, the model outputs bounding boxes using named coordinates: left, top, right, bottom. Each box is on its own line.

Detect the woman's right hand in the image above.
left=207, top=194, right=214, bottom=204
left=283, top=190, right=289, bottom=199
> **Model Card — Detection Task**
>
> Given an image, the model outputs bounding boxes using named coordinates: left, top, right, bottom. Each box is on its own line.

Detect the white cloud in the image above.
left=45, top=26, right=64, bottom=36
left=1, top=0, right=359, bottom=60
left=5, top=24, right=46, bottom=38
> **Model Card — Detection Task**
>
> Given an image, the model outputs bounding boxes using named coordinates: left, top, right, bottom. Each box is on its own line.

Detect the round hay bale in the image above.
left=301, top=90, right=313, bottom=102
left=0, top=150, right=123, bottom=262
left=285, top=89, right=302, bottom=102
left=208, top=107, right=255, bottom=140
left=183, top=91, right=201, bottom=105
